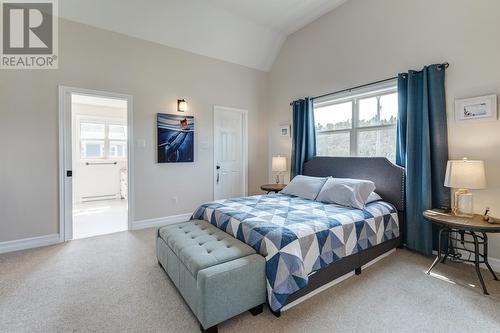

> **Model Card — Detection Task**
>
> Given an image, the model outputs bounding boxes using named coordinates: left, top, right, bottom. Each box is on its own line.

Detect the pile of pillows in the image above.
left=280, top=175, right=382, bottom=210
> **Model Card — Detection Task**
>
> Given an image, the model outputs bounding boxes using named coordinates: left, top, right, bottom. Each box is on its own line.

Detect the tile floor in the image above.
left=72, top=199, right=128, bottom=239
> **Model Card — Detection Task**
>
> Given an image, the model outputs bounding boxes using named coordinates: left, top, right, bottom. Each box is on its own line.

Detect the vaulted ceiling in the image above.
left=60, top=0, right=348, bottom=71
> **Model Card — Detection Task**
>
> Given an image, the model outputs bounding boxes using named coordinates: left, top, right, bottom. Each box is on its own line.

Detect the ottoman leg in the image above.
left=200, top=324, right=217, bottom=333
left=249, top=304, right=263, bottom=316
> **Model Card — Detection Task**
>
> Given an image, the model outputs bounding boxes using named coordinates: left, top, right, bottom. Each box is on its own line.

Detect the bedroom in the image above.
left=0, top=0, right=499, bottom=332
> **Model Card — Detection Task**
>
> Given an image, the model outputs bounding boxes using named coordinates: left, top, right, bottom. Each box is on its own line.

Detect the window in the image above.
left=313, top=82, right=398, bottom=162
left=109, top=141, right=127, bottom=158
left=79, top=121, right=127, bottom=159
left=81, top=140, right=105, bottom=159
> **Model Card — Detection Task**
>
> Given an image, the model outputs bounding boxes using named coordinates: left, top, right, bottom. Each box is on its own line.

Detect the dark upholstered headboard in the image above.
left=303, top=157, right=405, bottom=212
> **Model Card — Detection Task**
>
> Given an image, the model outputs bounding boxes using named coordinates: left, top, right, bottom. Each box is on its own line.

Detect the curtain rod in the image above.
left=290, top=62, right=449, bottom=105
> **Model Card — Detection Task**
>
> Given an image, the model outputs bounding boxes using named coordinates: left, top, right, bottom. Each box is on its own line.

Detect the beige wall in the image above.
left=267, top=0, right=500, bottom=258
left=0, top=19, right=268, bottom=242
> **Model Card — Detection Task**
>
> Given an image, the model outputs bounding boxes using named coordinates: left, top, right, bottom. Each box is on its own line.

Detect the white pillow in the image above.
left=280, top=175, right=328, bottom=200
left=366, top=192, right=382, bottom=204
left=316, top=178, right=376, bottom=210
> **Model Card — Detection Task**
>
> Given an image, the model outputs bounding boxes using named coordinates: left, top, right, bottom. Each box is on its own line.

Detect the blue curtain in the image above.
left=396, top=64, right=451, bottom=255
left=291, top=98, right=316, bottom=178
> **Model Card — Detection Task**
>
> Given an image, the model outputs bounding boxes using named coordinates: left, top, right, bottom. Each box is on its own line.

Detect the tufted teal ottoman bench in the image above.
left=156, top=220, right=266, bottom=333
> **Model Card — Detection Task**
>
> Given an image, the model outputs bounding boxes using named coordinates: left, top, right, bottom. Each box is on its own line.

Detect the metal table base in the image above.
left=426, top=227, right=499, bottom=295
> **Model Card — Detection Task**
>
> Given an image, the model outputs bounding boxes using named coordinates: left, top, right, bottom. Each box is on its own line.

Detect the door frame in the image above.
left=212, top=105, right=248, bottom=200
left=58, top=86, right=134, bottom=241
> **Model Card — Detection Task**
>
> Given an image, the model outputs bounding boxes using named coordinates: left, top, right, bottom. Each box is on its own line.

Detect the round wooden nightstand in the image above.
left=260, top=183, right=286, bottom=194
left=423, top=209, right=500, bottom=295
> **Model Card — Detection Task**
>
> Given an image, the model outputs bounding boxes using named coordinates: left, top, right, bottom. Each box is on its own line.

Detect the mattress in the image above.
left=191, top=193, right=399, bottom=311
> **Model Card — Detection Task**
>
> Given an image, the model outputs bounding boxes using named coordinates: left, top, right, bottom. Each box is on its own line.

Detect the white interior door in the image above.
left=213, top=106, right=247, bottom=200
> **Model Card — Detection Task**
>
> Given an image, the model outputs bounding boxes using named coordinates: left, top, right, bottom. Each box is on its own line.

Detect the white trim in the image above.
left=131, top=213, right=192, bottom=230
left=313, top=82, right=398, bottom=161
left=314, top=79, right=398, bottom=106
left=0, top=234, right=61, bottom=254
left=59, top=86, right=134, bottom=241
left=212, top=105, right=249, bottom=200
left=281, top=249, right=396, bottom=311
left=432, top=249, right=500, bottom=273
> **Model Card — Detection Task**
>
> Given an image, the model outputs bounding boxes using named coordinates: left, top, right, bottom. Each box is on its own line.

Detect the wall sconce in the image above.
left=177, top=99, right=188, bottom=112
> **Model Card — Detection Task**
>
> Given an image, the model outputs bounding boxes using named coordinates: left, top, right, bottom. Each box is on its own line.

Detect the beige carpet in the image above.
left=1, top=228, right=499, bottom=333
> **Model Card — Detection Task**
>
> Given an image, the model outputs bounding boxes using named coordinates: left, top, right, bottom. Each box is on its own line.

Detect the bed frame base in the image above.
left=269, top=236, right=401, bottom=318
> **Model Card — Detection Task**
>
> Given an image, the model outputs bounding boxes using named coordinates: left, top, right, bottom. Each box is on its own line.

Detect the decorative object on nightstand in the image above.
left=271, top=156, right=287, bottom=184
left=423, top=209, right=500, bottom=295
left=260, top=183, right=286, bottom=194
left=444, top=158, right=486, bottom=217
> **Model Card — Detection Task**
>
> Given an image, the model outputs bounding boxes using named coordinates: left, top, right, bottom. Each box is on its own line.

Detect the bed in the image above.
left=192, top=156, right=405, bottom=314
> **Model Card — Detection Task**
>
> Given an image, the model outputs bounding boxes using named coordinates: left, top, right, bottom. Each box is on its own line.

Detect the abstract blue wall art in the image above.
left=157, top=113, right=194, bottom=163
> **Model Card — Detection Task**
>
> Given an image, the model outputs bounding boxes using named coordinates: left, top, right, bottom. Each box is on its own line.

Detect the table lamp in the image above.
left=444, top=158, right=486, bottom=217
left=272, top=156, right=287, bottom=184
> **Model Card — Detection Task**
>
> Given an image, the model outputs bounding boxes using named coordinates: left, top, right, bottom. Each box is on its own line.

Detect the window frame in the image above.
left=313, top=81, right=398, bottom=159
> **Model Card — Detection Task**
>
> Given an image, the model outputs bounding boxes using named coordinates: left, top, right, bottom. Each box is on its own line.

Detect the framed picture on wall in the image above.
left=157, top=113, right=194, bottom=163
left=280, top=125, right=290, bottom=137
left=455, top=94, right=497, bottom=121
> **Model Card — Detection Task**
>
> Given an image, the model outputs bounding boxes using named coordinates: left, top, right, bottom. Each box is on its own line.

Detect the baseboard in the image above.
left=132, top=213, right=192, bottom=230
left=432, top=249, right=500, bottom=273
left=488, top=256, right=500, bottom=273
left=0, top=234, right=61, bottom=254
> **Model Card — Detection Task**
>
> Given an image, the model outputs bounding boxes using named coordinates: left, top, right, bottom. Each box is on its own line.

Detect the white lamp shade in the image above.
left=272, top=156, right=287, bottom=172
left=444, top=159, right=486, bottom=189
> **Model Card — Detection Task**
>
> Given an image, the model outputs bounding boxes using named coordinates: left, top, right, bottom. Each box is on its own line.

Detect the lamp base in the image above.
left=454, top=189, right=473, bottom=217
left=275, top=174, right=280, bottom=184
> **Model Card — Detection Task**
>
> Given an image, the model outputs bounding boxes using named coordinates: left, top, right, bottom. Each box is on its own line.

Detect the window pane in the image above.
left=357, top=127, right=396, bottom=162
left=379, top=93, right=398, bottom=125
left=81, top=140, right=104, bottom=158
left=109, top=124, right=127, bottom=140
left=359, top=93, right=398, bottom=127
left=109, top=141, right=127, bottom=158
left=81, top=122, right=105, bottom=139
left=314, top=101, right=352, bottom=132
left=316, top=132, right=350, bottom=157
left=358, top=97, right=379, bottom=127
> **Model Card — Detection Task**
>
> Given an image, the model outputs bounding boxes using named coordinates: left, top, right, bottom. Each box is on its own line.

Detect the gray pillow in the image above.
left=366, top=192, right=382, bottom=204
left=316, top=178, right=376, bottom=210
left=280, top=175, right=328, bottom=200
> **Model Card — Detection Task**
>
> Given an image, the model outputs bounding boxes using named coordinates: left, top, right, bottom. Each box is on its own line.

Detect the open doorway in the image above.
left=59, top=87, right=133, bottom=241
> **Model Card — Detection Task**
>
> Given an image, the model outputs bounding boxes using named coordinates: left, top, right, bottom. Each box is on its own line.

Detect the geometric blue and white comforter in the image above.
left=191, top=193, right=399, bottom=312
